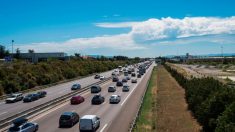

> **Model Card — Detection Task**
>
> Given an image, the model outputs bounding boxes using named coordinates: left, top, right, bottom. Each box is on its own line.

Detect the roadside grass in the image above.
left=156, top=65, right=201, bottom=132
left=134, top=67, right=158, bottom=131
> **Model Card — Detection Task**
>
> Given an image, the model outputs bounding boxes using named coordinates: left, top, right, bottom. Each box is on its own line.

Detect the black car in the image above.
left=90, top=85, right=101, bottom=93
left=108, top=86, right=116, bottom=92
left=116, top=81, right=123, bottom=87
left=131, top=72, right=136, bottom=77
left=112, top=76, right=119, bottom=82
left=91, top=94, right=105, bottom=105
left=94, top=75, right=100, bottom=79
left=137, top=74, right=141, bottom=78
left=59, top=112, right=80, bottom=128
left=23, top=94, right=39, bottom=102
left=122, top=78, right=128, bottom=83
left=37, top=91, right=47, bottom=98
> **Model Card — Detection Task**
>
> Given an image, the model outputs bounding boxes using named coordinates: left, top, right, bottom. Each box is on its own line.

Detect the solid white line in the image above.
left=99, top=123, right=108, bottom=132
left=0, top=111, right=7, bottom=116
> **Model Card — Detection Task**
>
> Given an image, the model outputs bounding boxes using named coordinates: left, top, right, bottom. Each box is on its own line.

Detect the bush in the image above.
left=164, top=64, right=235, bottom=132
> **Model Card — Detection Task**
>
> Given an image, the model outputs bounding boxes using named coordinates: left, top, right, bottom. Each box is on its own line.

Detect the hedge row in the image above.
left=164, top=64, right=235, bottom=132
left=0, top=59, right=134, bottom=95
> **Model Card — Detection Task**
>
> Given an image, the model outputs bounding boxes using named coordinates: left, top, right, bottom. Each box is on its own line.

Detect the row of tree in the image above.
left=164, top=64, right=235, bottom=132
left=0, top=59, right=137, bottom=95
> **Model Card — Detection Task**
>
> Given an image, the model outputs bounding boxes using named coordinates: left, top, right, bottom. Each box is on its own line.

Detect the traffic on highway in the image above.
left=1, top=61, right=154, bottom=132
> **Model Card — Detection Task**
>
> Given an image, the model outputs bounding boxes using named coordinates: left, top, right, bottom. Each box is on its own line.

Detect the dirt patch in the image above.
left=156, top=65, right=201, bottom=132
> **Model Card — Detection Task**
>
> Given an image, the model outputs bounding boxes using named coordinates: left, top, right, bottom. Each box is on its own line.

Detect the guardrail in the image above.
left=129, top=65, right=155, bottom=132
left=0, top=77, right=112, bottom=130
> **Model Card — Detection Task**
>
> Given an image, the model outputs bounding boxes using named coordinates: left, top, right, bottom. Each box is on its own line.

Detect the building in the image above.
left=18, top=52, right=69, bottom=63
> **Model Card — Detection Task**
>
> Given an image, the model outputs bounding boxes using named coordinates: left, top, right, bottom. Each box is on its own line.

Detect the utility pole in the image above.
left=11, top=40, right=14, bottom=61
left=221, top=45, right=224, bottom=63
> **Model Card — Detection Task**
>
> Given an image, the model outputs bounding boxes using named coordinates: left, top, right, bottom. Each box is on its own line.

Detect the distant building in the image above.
left=18, top=52, right=69, bottom=63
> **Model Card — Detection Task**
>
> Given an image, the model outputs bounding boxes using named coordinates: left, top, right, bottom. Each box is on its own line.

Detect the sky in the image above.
left=0, top=0, right=235, bottom=57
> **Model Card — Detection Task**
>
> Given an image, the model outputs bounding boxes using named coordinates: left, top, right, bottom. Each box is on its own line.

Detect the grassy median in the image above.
left=134, top=66, right=158, bottom=131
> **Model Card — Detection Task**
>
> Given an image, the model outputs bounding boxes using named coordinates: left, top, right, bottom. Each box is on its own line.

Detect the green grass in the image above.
left=134, top=67, right=157, bottom=131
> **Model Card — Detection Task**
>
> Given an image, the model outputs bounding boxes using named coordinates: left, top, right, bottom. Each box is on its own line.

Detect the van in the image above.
left=79, top=115, right=100, bottom=132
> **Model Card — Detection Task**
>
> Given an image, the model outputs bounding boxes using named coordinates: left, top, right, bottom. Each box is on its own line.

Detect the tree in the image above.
left=14, top=48, right=21, bottom=59
left=0, top=45, right=10, bottom=58
left=28, top=49, right=34, bottom=53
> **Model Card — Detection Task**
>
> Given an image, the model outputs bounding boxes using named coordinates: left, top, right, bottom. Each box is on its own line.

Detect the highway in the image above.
left=0, top=70, right=113, bottom=120
left=29, top=63, right=154, bottom=132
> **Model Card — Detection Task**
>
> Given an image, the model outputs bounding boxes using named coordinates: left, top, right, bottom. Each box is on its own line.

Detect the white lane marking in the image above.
left=121, top=67, right=151, bottom=106
left=100, top=123, right=108, bottom=132
left=0, top=111, right=7, bottom=116
left=102, top=101, right=107, bottom=105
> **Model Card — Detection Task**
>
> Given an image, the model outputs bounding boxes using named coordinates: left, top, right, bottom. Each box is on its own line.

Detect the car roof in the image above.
left=81, top=115, right=97, bottom=119
left=111, top=95, right=119, bottom=97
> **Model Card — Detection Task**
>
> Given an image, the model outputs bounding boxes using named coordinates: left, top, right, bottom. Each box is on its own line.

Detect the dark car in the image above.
left=131, top=72, right=136, bottom=77
left=59, top=112, right=80, bottom=128
left=137, top=74, right=141, bottom=78
left=91, top=94, right=105, bottom=105
left=90, top=85, right=101, bottom=93
left=94, top=75, right=100, bottom=79
left=71, top=83, right=81, bottom=90
left=8, top=117, right=38, bottom=132
left=70, top=95, right=85, bottom=105
left=108, top=86, right=116, bottom=92
left=122, top=78, right=128, bottom=83
left=126, top=76, right=131, bottom=80
left=37, top=91, right=47, bottom=98
left=122, top=85, right=130, bottom=92
left=23, top=94, right=39, bottom=102
left=131, top=79, right=137, bottom=83
left=112, top=76, right=119, bottom=82
left=116, top=81, right=123, bottom=87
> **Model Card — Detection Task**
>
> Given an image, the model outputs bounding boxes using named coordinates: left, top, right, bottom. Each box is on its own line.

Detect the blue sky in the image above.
left=0, top=0, right=235, bottom=57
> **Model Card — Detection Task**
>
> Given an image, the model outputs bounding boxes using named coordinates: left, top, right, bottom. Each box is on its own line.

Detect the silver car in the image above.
left=109, top=95, right=121, bottom=104
left=8, top=118, right=38, bottom=132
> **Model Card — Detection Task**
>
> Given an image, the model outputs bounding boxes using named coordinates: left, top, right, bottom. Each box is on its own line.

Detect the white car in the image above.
left=100, top=76, right=105, bottom=80
left=109, top=95, right=121, bottom=104
left=5, top=93, right=24, bottom=103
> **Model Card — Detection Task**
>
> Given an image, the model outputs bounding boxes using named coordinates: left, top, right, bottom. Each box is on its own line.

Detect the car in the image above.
left=109, top=95, right=121, bottom=104
left=124, top=71, right=128, bottom=76
left=37, top=91, right=47, bottom=98
left=126, top=76, right=131, bottom=80
left=23, top=94, right=39, bottom=102
left=91, top=94, right=105, bottom=105
left=112, top=76, right=119, bottom=82
left=131, top=72, right=136, bottom=77
left=108, top=86, right=116, bottom=92
left=8, top=117, right=38, bottom=132
left=70, top=95, right=85, bottom=105
left=94, top=74, right=100, bottom=79
left=5, top=93, right=24, bottom=103
left=79, top=115, right=100, bottom=132
left=71, top=83, right=81, bottom=90
left=90, top=85, right=101, bottom=93
left=122, top=78, right=128, bottom=83
left=122, top=85, right=130, bottom=92
left=100, top=76, right=105, bottom=80
left=114, top=69, right=118, bottom=72
left=137, top=74, right=142, bottom=78
left=116, top=81, right=123, bottom=87
left=59, top=112, right=79, bottom=128
left=131, top=79, right=137, bottom=83
left=111, top=72, right=116, bottom=76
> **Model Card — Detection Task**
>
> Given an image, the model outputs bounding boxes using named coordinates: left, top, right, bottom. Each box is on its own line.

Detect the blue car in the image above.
left=71, top=83, right=81, bottom=90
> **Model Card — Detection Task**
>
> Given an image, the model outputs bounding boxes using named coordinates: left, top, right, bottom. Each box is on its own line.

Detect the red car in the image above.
left=70, top=95, right=85, bottom=105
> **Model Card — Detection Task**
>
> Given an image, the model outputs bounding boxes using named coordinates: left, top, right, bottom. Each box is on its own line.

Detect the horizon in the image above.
left=1, top=0, right=235, bottom=57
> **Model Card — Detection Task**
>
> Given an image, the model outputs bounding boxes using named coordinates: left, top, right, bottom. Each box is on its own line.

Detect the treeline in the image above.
left=0, top=59, right=135, bottom=95
left=164, top=64, right=235, bottom=132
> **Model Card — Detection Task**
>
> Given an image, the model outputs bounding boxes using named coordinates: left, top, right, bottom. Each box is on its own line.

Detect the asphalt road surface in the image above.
left=0, top=70, right=113, bottom=119
left=29, top=64, right=154, bottom=132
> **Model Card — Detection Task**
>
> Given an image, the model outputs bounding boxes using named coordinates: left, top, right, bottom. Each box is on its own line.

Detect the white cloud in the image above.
left=96, top=16, right=235, bottom=42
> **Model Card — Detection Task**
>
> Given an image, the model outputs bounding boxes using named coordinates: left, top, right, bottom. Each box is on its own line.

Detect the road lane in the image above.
left=27, top=63, right=154, bottom=132
left=0, top=70, right=113, bottom=119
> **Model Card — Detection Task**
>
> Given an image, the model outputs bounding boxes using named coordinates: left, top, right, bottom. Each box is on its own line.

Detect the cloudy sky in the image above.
left=0, top=0, right=235, bottom=57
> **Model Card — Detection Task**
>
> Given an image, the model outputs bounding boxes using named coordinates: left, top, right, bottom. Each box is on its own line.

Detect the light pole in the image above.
left=11, top=40, right=14, bottom=61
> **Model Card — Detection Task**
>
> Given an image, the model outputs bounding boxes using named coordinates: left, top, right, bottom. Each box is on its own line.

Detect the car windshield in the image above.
left=26, top=94, right=32, bottom=97
left=9, top=95, right=17, bottom=98
left=60, top=115, right=71, bottom=120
